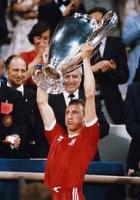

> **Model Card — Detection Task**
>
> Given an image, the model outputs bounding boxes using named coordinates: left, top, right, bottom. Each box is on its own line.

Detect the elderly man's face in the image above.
left=6, top=57, right=27, bottom=88
left=63, top=68, right=82, bottom=93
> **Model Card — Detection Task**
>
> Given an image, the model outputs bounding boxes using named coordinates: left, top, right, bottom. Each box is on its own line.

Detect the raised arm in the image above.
left=36, top=87, right=56, bottom=129
left=81, top=43, right=97, bottom=123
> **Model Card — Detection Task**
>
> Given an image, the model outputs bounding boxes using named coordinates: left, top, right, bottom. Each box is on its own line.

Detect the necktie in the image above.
left=91, top=47, right=102, bottom=65
left=68, top=93, right=75, bottom=101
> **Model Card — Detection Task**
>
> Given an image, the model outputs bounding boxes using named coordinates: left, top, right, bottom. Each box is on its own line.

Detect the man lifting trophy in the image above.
left=36, top=10, right=118, bottom=200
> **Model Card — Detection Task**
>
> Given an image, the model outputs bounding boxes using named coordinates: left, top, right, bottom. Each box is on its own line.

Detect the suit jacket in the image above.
left=20, top=85, right=49, bottom=158
left=0, top=85, right=26, bottom=158
left=49, top=90, right=109, bottom=160
left=133, top=58, right=140, bottom=83
left=125, top=82, right=140, bottom=170
left=94, top=37, right=129, bottom=124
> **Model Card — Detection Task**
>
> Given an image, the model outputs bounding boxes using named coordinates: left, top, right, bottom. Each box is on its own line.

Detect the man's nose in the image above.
left=40, top=39, right=48, bottom=47
left=67, top=112, right=72, bottom=119
left=17, top=70, right=23, bottom=76
left=69, top=76, right=74, bottom=82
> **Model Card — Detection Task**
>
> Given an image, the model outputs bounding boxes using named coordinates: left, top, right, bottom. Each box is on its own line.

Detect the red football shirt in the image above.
left=44, top=120, right=100, bottom=200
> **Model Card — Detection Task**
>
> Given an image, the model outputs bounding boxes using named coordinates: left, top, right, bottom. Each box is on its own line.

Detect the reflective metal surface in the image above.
left=32, top=11, right=118, bottom=94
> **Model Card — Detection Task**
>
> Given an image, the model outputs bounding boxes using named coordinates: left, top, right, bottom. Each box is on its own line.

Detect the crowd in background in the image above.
left=0, top=0, right=140, bottom=198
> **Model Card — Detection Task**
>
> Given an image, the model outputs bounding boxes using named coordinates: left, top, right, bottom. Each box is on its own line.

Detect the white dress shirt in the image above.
left=63, top=90, right=79, bottom=106
left=99, top=37, right=106, bottom=57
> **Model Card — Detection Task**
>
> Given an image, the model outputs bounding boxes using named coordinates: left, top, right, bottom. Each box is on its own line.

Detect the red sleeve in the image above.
left=81, top=122, right=100, bottom=161
left=20, top=50, right=36, bottom=65
left=44, top=123, right=65, bottom=146
left=82, top=122, right=100, bottom=145
left=20, top=52, right=31, bottom=65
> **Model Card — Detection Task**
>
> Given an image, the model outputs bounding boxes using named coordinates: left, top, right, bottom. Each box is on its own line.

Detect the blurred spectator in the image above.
left=20, top=21, right=51, bottom=85
left=7, top=0, right=40, bottom=57
left=125, top=64, right=140, bottom=200
left=5, top=55, right=49, bottom=158
left=49, top=68, right=109, bottom=160
left=38, top=0, right=86, bottom=33
left=20, top=182, right=52, bottom=200
left=133, top=58, right=140, bottom=83
left=0, top=56, right=7, bottom=85
left=0, top=0, right=8, bottom=47
left=125, top=81, right=140, bottom=171
left=82, top=0, right=123, bottom=36
left=87, top=7, right=129, bottom=124
left=0, top=56, right=4, bottom=81
left=122, top=0, right=140, bottom=84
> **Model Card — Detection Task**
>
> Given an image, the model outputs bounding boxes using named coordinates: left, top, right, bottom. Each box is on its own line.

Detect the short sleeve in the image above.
left=44, top=123, right=64, bottom=146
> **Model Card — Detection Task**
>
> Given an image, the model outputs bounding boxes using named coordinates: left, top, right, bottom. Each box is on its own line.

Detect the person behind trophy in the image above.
left=20, top=21, right=51, bottom=86
left=87, top=6, right=129, bottom=124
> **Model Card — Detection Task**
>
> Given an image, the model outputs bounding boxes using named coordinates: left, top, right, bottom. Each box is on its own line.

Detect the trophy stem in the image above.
left=45, top=67, right=60, bottom=79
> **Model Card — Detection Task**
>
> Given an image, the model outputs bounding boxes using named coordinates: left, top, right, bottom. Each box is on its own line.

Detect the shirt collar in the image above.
left=63, top=90, right=79, bottom=106
left=7, top=82, right=24, bottom=95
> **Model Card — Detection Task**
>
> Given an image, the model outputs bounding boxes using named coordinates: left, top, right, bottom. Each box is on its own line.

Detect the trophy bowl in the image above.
left=32, top=11, right=118, bottom=94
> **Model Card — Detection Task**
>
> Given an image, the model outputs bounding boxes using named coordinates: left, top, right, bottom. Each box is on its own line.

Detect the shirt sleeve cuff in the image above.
left=44, top=119, right=56, bottom=131
left=85, top=117, right=98, bottom=127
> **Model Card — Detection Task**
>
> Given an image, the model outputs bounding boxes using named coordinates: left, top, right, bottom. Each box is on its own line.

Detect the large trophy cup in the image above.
left=32, top=11, right=118, bottom=94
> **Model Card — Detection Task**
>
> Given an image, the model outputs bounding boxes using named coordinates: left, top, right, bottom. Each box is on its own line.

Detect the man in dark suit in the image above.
left=125, top=81, right=140, bottom=199
left=0, top=74, right=27, bottom=158
left=5, top=55, right=49, bottom=158
left=49, top=67, right=109, bottom=160
left=88, top=7, right=129, bottom=124
left=125, top=81, right=140, bottom=171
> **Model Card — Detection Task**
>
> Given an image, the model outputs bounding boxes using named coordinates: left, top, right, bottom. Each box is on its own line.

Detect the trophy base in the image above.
left=32, top=64, right=64, bottom=94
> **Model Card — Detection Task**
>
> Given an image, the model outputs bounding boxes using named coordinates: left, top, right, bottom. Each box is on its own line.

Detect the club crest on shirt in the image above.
left=68, top=138, right=76, bottom=146
left=57, top=135, right=64, bottom=142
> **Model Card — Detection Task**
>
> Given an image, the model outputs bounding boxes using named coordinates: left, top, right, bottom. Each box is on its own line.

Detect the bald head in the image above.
left=5, top=55, right=27, bottom=88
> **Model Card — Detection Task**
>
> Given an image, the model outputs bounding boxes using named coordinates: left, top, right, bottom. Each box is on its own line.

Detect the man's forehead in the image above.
left=66, top=68, right=82, bottom=76
left=9, top=57, right=26, bottom=68
left=66, top=104, right=83, bottom=111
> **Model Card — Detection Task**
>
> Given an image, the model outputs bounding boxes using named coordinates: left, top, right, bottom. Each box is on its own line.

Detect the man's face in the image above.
left=7, top=57, right=27, bottom=88
left=63, top=69, right=82, bottom=93
left=65, top=103, right=84, bottom=132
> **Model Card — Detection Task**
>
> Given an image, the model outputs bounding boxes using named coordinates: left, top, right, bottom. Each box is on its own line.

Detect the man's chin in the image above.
left=67, top=126, right=77, bottom=132
left=14, top=82, right=22, bottom=88
left=67, top=126, right=74, bottom=131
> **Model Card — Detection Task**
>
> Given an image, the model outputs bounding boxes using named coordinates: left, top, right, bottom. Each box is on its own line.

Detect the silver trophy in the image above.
left=32, top=11, right=118, bottom=94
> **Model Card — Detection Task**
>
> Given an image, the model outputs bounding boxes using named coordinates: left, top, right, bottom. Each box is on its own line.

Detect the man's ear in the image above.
left=83, top=117, right=86, bottom=125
